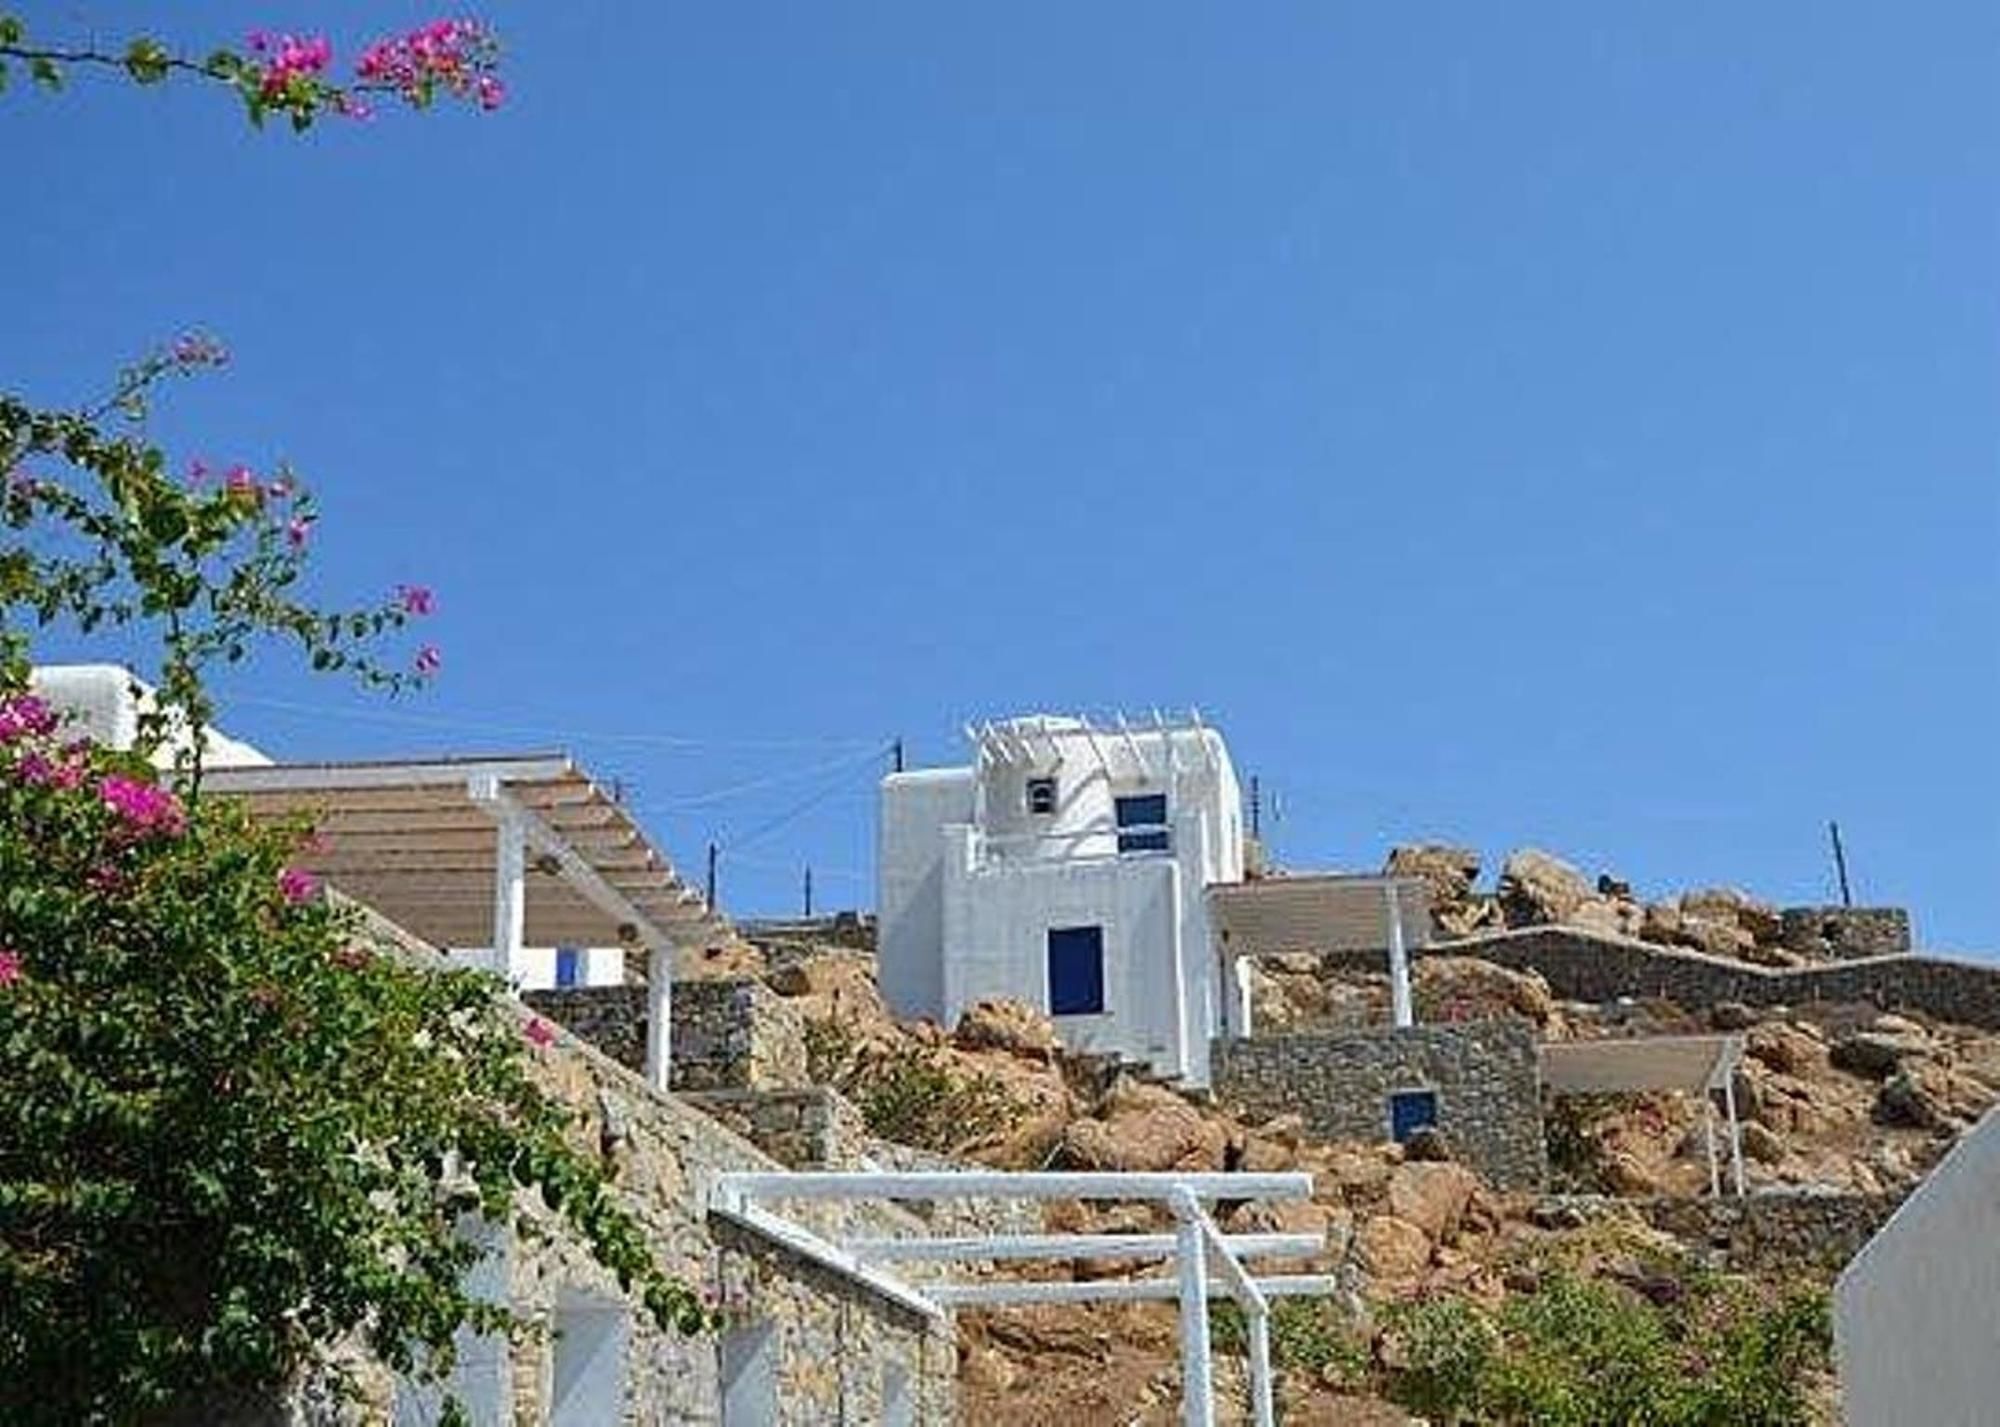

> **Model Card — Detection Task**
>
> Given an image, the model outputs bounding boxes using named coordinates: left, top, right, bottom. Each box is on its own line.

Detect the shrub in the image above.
left=802, top=1014, right=1019, bottom=1154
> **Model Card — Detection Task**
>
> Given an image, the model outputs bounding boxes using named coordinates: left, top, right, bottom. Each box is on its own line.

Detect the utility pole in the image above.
left=892, top=737, right=905, bottom=773
left=1249, top=775, right=1262, bottom=841
left=706, top=841, right=719, bottom=911
left=1829, top=820, right=1853, bottom=907
left=803, top=864, right=814, bottom=917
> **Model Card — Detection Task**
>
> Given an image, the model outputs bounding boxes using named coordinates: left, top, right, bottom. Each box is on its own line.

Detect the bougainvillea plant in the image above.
left=0, top=12, right=503, bottom=129
left=0, top=350, right=713, bottom=1425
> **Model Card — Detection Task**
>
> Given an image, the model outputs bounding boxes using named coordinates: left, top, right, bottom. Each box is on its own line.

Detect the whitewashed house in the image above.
left=1835, top=1105, right=2000, bottom=1426
left=878, top=713, right=1246, bottom=1086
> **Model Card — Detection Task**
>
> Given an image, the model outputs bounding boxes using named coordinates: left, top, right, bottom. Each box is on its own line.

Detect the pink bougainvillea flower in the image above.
left=170, top=333, right=228, bottom=368
left=397, top=584, right=435, bottom=616
left=475, top=75, right=505, bottom=110
left=524, top=1017, right=557, bottom=1048
left=267, top=477, right=294, bottom=499
left=224, top=465, right=262, bottom=507
left=278, top=867, right=319, bottom=904
left=286, top=516, right=313, bottom=550
left=0, top=948, right=22, bottom=987
left=98, top=774, right=186, bottom=837
left=414, top=645, right=442, bottom=676
left=356, top=18, right=501, bottom=109
left=187, top=458, right=210, bottom=486
left=256, top=32, right=333, bottom=99
left=0, top=694, right=58, bottom=742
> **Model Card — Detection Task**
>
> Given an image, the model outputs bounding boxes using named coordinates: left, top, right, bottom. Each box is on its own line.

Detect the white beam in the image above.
left=925, top=1276, right=1342, bottom=1308
left=646, top=945, right=671, bottom=1094
left=206, top=756, right=574, bottom=793
left=710, top=1200, right=943, bottom=1322
left=1724, top=1072, right=1746, bottom=1196
left=715, top=1170, right=1314, bottom=1203
left=467, top=778, right=677, bottom=952
left=843, top=1232, right=1322, bottom=1265
left=490, top=800, right=527, bottom=985
left=1386, top=882, right=1413, bottom=1029
left=1177, top=1208, right=1214, bottom=1427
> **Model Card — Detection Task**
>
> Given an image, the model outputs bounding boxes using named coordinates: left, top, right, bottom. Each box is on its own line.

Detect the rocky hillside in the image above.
left=710, top=861, right=1995, bottom=1425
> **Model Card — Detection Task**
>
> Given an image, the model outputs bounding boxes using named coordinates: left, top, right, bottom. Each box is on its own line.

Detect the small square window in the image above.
left=1388, top=1089, right=1439, bottom=1144
left=1115, top=793, right=1169, bottom=853
left=1047, top=925, right=1105, bottom=1016
left=1026, top=776, right=1058, bottom=815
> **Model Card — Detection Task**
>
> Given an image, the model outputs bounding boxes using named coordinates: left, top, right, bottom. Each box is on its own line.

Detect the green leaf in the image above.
left=0, top=15, right=23, bottom=45
left=123, top=37, right=170, bottom=85
left=29, top=54, right=60, bottom=90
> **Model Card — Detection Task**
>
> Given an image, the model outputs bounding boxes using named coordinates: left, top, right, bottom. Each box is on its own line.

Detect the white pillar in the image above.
left=645, top=946, right=672, bottom=1094
left=1232, top=953, right=1255, bottom=1041
left=1703, top=1096, right=1720, bottom=1197
left=1386, top=883, right=1412, bottom=1029
left=1175, top=1211, right=1215, bottom=1427
left=1247, top=1305, right=1275, bottom=1427
left=1723, top=1075, right=1746, bottom=1196
left=492, top=806, right=527, bottom=986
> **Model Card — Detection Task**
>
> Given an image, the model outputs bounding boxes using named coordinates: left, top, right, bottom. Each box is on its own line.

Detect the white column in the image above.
left=492, top=805, right=527, bottom=987
left=1175, top=1210, right=1215, bottom=1427
left=1704, top=1097, right=1720, bottom=1197
left=1386, top=883, right=1413, bottom=1029
left=1723, top=1074, right=1746, bottom=1196
left=1247, top=1305, right=1275, bottom=1427
left=645, top=946, right=672, bottom=1094
left=1232, top=953, right=1255, bottom=1041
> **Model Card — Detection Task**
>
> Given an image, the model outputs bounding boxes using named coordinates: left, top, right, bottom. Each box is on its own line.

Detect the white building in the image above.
left=879, top=713, right=1246, bottom=1086
left=1835, top=1105, right=2000, bottom=1426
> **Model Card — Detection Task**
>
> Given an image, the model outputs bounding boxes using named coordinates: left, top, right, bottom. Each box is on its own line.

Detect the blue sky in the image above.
left=4, top=4, right=1995, bottom=947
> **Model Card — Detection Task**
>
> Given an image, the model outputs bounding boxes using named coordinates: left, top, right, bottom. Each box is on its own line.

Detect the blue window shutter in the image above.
left=554, top=946, right=582, bottom=989
left=1389, top=1090, right=1439, bottom=1143
left=1115, top=793, right=1170, bottom=853
left=1046, top=926, right=1105, bottom=1016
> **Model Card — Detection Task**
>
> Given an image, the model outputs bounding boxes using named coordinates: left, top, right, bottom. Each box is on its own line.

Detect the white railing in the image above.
left=711, top=1169, right=1338, bottom=1427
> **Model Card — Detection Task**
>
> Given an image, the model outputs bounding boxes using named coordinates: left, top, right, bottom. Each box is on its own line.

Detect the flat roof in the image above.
left=1540, top=1034, right=1745, bottom=1095
left=1208, top=874, right=1435, bottom=954
left=205, top=754, right=722, bottom=950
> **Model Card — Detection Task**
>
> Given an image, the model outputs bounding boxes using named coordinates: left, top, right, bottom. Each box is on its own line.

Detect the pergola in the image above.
left=1208, top=874, right=1436, bottom=1035
left=204, top=754, right=722, bottom=1092
left=1540, top=1034, right=1749, bottom=1196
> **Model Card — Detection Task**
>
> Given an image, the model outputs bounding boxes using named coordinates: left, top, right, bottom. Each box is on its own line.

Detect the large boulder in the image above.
left=1675, top=913, right=1758, bottom=961
left=1830, top=1030, right=1930, bottom=1080
left=1385, top=1162, right=1479, bottom=1240
left=1058, top=1078, right=1227, bottom=1173
left=1415, top=956, right=1554, bottom=1025
left=954, top=999, right=1062, bottom=1061
left=1356, top=1214, right=1433, bottom=1280
left=1497, top=848, right=1591, bottom=927
left=1386, top=843, right=1481, bottom=903
left=1680, top=887, right=1783, bottom=944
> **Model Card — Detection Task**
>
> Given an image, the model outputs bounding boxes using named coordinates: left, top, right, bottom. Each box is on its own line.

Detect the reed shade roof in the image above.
left=203, top=754, right=721, bottom=949
left=1207, top=874, right=1435, bottom=956
left=1540, top=1034, right=1746, bottom=1095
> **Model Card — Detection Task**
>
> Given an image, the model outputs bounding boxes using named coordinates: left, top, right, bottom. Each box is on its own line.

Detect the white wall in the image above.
left=1836, top=1106, right=2000, bottom=1426
left=944, top=833, right=1187, bottom=1078
left=445, top=945, right=624, bottom=991
left=878, top=768, right=973, bottom=1021
left=31, top=663, right=271, bottom=768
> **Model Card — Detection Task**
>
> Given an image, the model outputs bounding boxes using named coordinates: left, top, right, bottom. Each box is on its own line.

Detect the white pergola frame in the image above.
left=1542, top=1034, right=1750, bottom=1196
left=712, top=1169, right=1339, bottom=1427
left=207, top=755, right=721, bottom=1094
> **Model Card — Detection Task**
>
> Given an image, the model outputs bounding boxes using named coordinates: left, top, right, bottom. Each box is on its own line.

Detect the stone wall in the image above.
left=525, top=976, right=810, bottom=1092
left=681, top=1087, right=870, bottom=1171
left=1431, top=927, right=2000, bottom=1030
left=1536, top=1191, right=1900, bottom=1278
left=1211, top=1021, right=1548, bottom=1190
left=1779, top=906, right=1911, bottom=961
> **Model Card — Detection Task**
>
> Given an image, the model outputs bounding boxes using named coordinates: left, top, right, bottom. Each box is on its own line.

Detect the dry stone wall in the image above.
left=1212, top=1021, right=1549, bottom=1189
left=525, top=976, right=810, bottom=1091
left=1538, top=1191, right=1900, bottom=1277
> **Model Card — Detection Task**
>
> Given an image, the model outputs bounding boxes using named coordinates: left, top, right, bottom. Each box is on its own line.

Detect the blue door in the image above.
left=1389, top=1089, right=1438, bottom=1143
left=1046, top=925, right=1106, bottom=1016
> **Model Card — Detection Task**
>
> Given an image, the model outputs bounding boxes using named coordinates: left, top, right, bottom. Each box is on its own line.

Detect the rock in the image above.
left=1415, top=956, right=1554, bottom=1025
left=1497, top=849, right=1592, bottom=927
left=764, top=949, right=890, bottom=1024
left=1403, top=1126, right=1453, bottom=1163
left=1386, top=1162, right=1480, bottom=1240
left=1638, top=902, right=1684, bottom=946
left=1676, top=914, right=1757, bottom=961
left=1058, top=1078, right=1226, bottom=1172
left=1681, top=887, right=1783, bottom=943
left=1740, top=1121, right=1787, bottom=1164
left=1570, top=897, right=1642, bottom=939
left=1831, top=1031, right=1928, bottom=1080
left=954, top=999, right=1061, bottom=1060
left=1601, top=1150, right=1663, bottom=1195
left=1386, top=843, right=1481, bottom=902
left=1875, top=1067, right=1953, bottom=1131
left=1529, top=1200, right=1587, bottom=1230
left=1356, top=1214, right=1432, bottom=1280
left=1871, top=1013, right=1928, bottom=1038
left=1709, top=1001, right=1758, bottom=1031
left=1747, top=1024, right=1827, bottom=1076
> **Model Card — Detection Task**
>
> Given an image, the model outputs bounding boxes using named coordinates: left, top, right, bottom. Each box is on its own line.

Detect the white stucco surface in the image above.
left=878, top=767, right=975, bottom=1022
left=1835, top=1106, right=2000, bottom=1426
left=30, top=663, right=270, bottom=768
